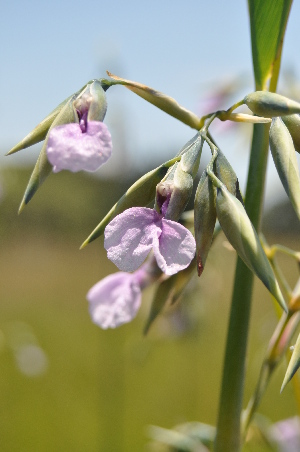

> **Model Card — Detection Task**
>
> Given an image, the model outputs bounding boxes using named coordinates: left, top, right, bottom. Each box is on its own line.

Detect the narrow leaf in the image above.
left=19, top=96, right=76, bottom=211
left=107, top=71, right=201, bottom=130
left=7, top=95, right=72, bottom=155
left=248, top=0, right=293, bottom=89
left=281, top=331, right=300, bottom=393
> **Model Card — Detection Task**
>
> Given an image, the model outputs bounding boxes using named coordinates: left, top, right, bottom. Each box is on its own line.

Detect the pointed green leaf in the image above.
left=281, top=331, right=300, bottom=393
left=6, top=95, right=72, bottom=155
left=107, top=72, right=201, bottom=129
left=215, top=184, right=287, bottom=312
left=248, top=0, right=293, bottom=89
left=7, top=80, right=93, bottom=156
left=81, top=156, right=180, bottom=247
left=269, top=117, right=300, bottom=219
left=19, top=95, right=76, bottom=211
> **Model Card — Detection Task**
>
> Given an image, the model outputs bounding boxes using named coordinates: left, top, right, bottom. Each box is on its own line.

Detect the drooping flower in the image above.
left=87, top=260, right=159, bottom=329
left=46, top=80, right=112, bottom=173
left=104, top=206, right=196, bottom=276
left=46, top=121, right=112, bottom=173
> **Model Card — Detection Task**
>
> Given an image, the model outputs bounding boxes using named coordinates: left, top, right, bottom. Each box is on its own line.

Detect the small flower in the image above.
left=104, top=206, right=196, bottom=276
left=87, top=261, right=158, bottom=329
left=46, top=80, right=112, bottom=173
left=46, top=121, right=112, bottom=173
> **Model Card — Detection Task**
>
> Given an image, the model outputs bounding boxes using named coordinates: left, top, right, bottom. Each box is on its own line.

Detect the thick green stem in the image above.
left=214, top=123, right=270, bottom=452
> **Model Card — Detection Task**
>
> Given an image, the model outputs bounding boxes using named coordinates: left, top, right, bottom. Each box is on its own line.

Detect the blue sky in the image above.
left=1, top=1, right=300, bottom=198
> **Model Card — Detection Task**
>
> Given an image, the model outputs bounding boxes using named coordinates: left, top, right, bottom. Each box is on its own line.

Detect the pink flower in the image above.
left=87, top=262, right=157, bottom=329
left=47, top=120, right=112, bottom=173
left=104, top=207, right=196, bottom=276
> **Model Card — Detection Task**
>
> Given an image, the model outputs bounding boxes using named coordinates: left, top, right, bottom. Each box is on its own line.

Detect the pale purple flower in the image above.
left=47, top=120, right=112, bottom=173
left=270, top=417, right=300, bottom=452
left=87, top=262, right=157, bottom=329
left=104, top=207, right=196, bottom=276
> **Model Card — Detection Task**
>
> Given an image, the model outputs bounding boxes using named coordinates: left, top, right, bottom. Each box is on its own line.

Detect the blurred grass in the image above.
left=0, top=167, right=299, bottom=451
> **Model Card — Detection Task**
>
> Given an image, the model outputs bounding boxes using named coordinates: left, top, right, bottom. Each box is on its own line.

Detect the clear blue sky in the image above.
left=1, top=0, right=300, bottom=196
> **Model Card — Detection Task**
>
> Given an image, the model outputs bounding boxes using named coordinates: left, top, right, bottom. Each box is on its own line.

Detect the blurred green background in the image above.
left=0, top=166, right=299, bottom=451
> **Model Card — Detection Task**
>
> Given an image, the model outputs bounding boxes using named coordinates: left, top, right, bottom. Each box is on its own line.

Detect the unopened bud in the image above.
left=281, top=114, right=300, bottom=154
left=194, top=170, right=216, bottom=276
left=215, top=150, right=243, bottom=204
left=164, top=165, right=193, bottom=221
left=244, top=91, right=300, bottom=117
left=74, top=80, right=107, bottom=124
left=216, top=185, right=287, bottom=312
left=269, top=118, right=300, bottom=220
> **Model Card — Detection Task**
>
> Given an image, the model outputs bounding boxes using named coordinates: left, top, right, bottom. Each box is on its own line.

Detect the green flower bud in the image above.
left=81, top=156, right=180, bottom=247
left=194, top=170, right=216, bottom=276
left=74, top=80, right=107, bottom=123
left=180, top=135, right=203, bottom=178
left=281, top=114, right=300, bottom=154
left=214, top=150, right=243, bottom=204
left=244, top=91, right=300, bottom=117
left=164, top=164, right=193, bottom=221
left=269, top=118, right=300, bottom=220
left=216, top=185, right=287, bottom=312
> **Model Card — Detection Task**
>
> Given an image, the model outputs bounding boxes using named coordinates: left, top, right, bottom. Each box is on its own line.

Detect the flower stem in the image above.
left=214, top=122, right=270, bottom=452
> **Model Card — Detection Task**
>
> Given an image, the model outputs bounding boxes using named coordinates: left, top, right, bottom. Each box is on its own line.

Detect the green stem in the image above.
left=214, top=122, right=270, bottom=452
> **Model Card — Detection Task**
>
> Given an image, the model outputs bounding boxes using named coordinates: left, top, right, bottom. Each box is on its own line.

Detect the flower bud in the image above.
left=214, top=150, right=243, bottom=204
left=194, top=170, right=216, bottom=276
left=164, top=165, right=193, bottom=221
left=269, top=118, right=300, bottom=220
left=244, top=91, right=300, bottom=117
left=180, top=135, right=203, bottom=178
left=74, top=80, right=107, bottom=126
left=281, top=114, right=300, bottom=154
left=216, top=185, right=287, bottom=312
left=81, top=156, right=180, bottom=247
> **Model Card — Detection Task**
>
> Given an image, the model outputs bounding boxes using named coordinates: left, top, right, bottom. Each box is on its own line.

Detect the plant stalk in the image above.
left=214, top=122, right=270, bottom=452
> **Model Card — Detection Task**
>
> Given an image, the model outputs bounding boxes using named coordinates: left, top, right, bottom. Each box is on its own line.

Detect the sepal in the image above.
left=107, top=72, right=201, bottom=129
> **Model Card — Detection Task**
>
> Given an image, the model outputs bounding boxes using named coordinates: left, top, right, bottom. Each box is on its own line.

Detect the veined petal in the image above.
left=104, top=207, right=161, bottom=272
left=47, top=121, right=112, bottom=173
left=153, top=219, right=196, bottom=275
left=87, top=272, right=141, bottom=329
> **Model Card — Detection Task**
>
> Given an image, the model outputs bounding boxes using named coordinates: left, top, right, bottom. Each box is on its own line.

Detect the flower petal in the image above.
left=104, top=207, right=161, bottom=272
left=153, top=219, right=196, bottom=275
left=47, top=121, right=112, bottom=173
left=87, top=272, right=141, bottom=329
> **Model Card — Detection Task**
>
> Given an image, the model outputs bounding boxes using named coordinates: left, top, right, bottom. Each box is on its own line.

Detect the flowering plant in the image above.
left=7, top=2, right=300, bottom=451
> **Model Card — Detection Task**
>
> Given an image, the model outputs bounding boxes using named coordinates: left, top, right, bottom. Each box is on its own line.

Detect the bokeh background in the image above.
left=1, top=1, right=300, bottom=450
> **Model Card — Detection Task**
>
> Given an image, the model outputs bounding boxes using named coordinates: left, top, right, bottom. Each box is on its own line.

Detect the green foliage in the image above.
left=248, top=0, right=293, bottom=90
